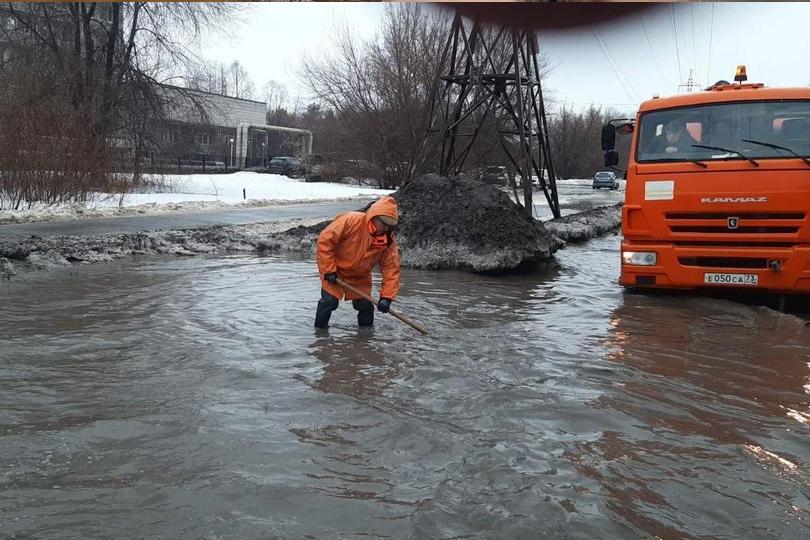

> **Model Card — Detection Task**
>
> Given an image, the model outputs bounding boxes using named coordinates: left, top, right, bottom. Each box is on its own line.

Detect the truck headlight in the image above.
left=622, top=251, right=657, bottom=266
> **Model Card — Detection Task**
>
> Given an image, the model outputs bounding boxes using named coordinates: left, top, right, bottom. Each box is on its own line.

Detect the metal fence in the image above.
left=129, top=153, right=239, bottom=175
left=126, top=153, right=287, bottom=174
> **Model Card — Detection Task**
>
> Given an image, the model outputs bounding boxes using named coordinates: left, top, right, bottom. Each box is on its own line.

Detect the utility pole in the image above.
left=678, top=69, right=701, bottom=93
left=410, top=14, right=560, bottom=218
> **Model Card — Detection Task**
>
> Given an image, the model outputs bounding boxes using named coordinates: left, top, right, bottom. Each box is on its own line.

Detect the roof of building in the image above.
left=160, top=83, right=267, bottom=106
left=159, top=84, right=267, bottom=128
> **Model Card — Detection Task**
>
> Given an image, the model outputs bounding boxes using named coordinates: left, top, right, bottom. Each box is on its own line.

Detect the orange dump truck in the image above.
left=602, top=67, right=810, bottom=294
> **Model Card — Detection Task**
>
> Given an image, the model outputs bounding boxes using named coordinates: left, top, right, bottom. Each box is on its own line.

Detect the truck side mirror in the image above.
left=601, top=124, right=616, bottom=151
left=604, top=150, right=619, bottom=167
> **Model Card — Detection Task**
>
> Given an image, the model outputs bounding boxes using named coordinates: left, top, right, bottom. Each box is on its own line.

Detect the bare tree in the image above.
left=298, top=5, right=555, bottom=187
left=0, top=2, right=236, bottom=208
left=547, top=104, right=632, bottom=179
left=299, top=4, right=449, bottom=187
left=185, top=61, right=222, bottom=94
left=184, top=58, right=257, bottom=101
left=228, top=60, right=255, bottom=100
left=262, top=80, right=289, bottom=116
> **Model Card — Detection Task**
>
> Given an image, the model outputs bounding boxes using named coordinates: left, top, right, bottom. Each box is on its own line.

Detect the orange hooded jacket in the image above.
left=317, top=196, right=401, bottom=301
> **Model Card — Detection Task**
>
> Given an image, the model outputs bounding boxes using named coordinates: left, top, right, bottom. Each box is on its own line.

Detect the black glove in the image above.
left=324, top=272, right=338, bottom=284
left=377, top=297, right=392, bottom=313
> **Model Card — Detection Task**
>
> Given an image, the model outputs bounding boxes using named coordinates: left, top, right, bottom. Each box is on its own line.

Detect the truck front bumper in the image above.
left=619, top=241, right=810, bottom=293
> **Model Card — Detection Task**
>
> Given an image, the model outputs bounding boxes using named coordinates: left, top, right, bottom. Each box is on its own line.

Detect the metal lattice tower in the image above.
left=678, top=68, right=701, bottom=93
left=412, top=14, right=560, bottom=218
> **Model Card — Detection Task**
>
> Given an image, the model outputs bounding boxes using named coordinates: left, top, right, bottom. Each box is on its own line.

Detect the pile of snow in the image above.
left=392, top=174, right=562, bottom=272
left=260, top=177, right=626, bottom=272
left=263, top=175, right=565, bottom=273
left=0, top=172, right=391, bottom=224
left=556, top=178, right=627, bottom=188
left=556, top=178, right=594, bottom=185
left=544, top=203, right=622, bottom=243
left=0, top=217, right=327, bottom=279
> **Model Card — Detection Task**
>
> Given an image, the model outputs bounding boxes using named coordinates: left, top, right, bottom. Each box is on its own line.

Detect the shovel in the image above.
left=336, top=278, right=428, bottom=335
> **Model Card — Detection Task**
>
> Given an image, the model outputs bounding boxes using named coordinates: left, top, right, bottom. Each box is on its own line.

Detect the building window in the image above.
left=199, top=132, right=210, bottom=145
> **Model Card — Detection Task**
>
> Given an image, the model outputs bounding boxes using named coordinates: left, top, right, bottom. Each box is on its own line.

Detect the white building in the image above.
left=157, top=85, right=312, bottom=170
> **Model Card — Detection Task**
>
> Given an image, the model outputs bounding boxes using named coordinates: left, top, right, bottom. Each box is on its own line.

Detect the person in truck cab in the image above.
left=644, top=118, right=699, bottom=156
left=661, top=118, right=699, bottom=154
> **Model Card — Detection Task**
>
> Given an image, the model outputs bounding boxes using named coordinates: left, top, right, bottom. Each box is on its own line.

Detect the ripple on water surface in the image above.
left=1, top=239, right=809, bottom=538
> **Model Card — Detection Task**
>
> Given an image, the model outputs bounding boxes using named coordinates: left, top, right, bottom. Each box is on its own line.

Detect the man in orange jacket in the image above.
left=315, top=196, right=401, bottom=329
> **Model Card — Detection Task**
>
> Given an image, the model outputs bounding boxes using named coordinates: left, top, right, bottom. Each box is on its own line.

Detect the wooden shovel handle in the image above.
left=336, top=278, right=428, bottom=335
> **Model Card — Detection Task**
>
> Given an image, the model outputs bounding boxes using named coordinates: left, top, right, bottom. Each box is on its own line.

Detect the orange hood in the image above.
left=365, top=196, right=399, bottom=227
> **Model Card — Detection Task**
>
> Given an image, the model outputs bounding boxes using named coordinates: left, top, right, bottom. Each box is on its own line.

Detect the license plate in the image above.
left=704, top=272, right=759, bottom=286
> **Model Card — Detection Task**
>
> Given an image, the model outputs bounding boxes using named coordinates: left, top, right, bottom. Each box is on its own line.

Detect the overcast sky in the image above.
left=196, top=2, right=810, bottom=115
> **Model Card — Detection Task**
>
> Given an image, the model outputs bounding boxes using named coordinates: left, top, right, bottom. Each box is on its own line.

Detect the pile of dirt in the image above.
left=391, top=174, right=562, bottom=272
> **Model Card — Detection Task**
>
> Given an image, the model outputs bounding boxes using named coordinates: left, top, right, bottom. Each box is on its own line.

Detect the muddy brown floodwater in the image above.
left=1, top=235, right=809, bottom=539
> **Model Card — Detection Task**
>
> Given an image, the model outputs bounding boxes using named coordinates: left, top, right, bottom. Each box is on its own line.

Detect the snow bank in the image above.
left=0, top=218, right=327, bottom=279
left=555, top=178, right=592, bottom=185
left=0, top=172, right=391, bottom=224
left=543, top=203, right=622, bottom=243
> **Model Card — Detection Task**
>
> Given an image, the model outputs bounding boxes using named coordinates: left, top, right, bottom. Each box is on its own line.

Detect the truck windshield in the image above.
left=636, top=100, right=810, bottom=163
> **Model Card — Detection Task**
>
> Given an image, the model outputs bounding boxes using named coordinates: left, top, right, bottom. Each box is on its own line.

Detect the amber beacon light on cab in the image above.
left=602, top=66, right=810, bottom=294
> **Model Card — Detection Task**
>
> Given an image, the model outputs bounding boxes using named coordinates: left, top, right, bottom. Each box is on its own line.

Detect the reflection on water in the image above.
left=573, top=293, right=810, bottom=539
left=1, top=241, right=808, bottom=538
left=306, top=331, right=400, bottom=398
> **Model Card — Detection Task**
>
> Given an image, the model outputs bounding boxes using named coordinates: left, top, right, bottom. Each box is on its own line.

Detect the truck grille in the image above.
left=678, top=256, right=769, bottom=269
left=665, top=212, right=805, bottom=236
left=666, top=212, right=805, bottom=220
left=670, top=226, right=799, bottom=233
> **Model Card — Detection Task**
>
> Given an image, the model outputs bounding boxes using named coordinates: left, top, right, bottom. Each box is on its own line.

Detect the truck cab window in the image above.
left=637, top=101, right=810, bottom=163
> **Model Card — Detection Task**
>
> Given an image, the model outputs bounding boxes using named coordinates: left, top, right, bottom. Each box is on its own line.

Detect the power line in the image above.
left=592, top=33, right=631, bottom=103
left=638, top=12, right=668, bottom=86
left=706, top=2, right=715, bottom=87
left=691, top=3, right=697, bottom=77
left=591, top=29, right=636, bottom=103
left=671, top=4, right=682, bottom=85
left=591, top=28, right=642, bottom=103
left=555, top=100, right=638, bottom=107
left=595, top=29, right=642, bottom=100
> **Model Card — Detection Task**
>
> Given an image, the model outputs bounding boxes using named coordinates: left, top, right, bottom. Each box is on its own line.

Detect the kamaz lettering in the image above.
left=700, top=197, right=768, bottom=203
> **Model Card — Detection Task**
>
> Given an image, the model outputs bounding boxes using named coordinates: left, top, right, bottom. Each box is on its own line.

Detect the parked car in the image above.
left=266, top=156, right=307, bottom=177
left=480, top=165, right=508, bottom=185
left=592, top=170, right=619, bottom=190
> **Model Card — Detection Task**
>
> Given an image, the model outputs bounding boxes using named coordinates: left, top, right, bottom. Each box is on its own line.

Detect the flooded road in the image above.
left=2, top=235, right=809, bottom=539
